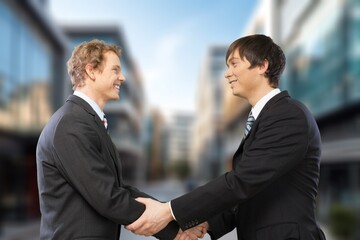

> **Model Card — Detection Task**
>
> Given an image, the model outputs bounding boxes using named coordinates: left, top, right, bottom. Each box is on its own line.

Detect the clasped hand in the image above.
left=125, top=197, right=208, bottom=239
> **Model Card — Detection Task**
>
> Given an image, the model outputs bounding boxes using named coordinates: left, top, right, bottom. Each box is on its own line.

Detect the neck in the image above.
left=248, top=86, right=276, bottom=107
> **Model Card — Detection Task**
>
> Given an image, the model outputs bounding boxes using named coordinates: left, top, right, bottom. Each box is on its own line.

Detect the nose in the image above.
left=224, top=68, right=232, bottom=79
left=119, top=73, right=126, bottom=82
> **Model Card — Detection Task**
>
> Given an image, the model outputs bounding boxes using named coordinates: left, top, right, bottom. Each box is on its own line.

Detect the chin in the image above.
left=109, top=95, right=120, bottom=101
left=232, top=91, right=244, bottom=98
left=232, top=90, right=240, bottom=97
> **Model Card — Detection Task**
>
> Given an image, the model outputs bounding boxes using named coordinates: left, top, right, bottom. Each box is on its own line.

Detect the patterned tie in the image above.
left=244, top=111, right=255, bottom=137
left=103, top=115, right=108, bottom=129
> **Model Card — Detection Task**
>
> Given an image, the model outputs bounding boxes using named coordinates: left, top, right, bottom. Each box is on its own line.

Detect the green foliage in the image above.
left=170, top=160, right=191, bottom=180
left=329, top=203, right=358, bottom=240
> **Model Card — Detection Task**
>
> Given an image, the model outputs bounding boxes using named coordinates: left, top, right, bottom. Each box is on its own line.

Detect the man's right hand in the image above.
left=174, top=222, right=209, bottom=240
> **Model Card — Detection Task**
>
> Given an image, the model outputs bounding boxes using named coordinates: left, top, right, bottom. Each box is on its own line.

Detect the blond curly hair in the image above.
left=67, top=39, right=121, bottom=90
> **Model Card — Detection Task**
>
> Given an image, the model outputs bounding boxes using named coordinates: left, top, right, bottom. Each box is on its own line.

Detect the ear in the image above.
left=258, top=59, right=269, bottom=75
left=85, top=64, right=95, bottom=80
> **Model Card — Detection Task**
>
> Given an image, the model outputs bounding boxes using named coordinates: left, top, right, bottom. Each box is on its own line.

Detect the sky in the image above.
left=48, top=0, right=259, bottom=114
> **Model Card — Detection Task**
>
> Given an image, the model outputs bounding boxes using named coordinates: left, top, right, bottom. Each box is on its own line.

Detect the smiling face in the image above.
left=91, top=51, right=125, bottom=108
left=224, top=48, right=271, bottom=106
left=225, top=49, right=260, bottom=98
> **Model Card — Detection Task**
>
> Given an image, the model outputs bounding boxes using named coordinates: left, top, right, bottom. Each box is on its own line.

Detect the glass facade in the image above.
left=279, top=1, right=360, bottom=231
left=348, top=0, right=360, bottom=100
left=0, top=1, right=67, bottom=223
left=0, top=1, right=52, bottom=132
left=282, top=0, right=360, bottom=117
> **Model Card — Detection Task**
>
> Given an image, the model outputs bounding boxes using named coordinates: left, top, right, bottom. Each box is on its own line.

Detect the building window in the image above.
left=0, top=1, right=52, bottom=132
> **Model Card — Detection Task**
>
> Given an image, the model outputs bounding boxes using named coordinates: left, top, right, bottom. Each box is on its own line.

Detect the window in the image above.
left=0, top=2, right=52, bottom=131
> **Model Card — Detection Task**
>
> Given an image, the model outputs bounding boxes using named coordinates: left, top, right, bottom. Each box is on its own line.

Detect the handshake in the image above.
left=126, top=197, right=209, bottom=240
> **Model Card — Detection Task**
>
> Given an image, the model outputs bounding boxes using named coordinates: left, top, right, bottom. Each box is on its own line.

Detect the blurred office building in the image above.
left=62, top=25, right=147, bottom=183
left=0, top=0, right=68, bottom=222
left=193, top=46, right=230, bottom=179
left=143, top=108, right=168, bottom=181
left=0, top=0, right=147, bottom=229
left=279, top=0, right=360, bottom=222
left=228, top=0, right=360, bottom=235
left=166, top=112, right=194, bottom=172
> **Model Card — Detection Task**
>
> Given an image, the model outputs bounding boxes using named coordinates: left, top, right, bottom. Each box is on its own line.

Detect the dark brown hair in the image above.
left=226, top=34, right=285, bottom=87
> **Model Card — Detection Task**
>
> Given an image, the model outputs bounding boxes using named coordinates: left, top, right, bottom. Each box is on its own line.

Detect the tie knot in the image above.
left=244, top=111, right=255, bottom=137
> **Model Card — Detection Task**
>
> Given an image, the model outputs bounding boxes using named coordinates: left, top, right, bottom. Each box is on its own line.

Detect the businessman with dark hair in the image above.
left=127, top=34, right=326, bottom=240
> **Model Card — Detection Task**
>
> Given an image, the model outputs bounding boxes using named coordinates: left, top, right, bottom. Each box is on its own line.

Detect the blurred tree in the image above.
left=329, top=203, right=358, bottom=240
left=170, top=160, right=191, bottom=180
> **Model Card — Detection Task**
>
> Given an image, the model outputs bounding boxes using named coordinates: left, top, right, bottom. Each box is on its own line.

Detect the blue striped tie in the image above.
left=244, top=111, right=255, bottom=137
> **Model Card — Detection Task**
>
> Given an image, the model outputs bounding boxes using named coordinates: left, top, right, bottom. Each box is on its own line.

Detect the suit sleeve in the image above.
left=124, top=185, right=179, bottom=239
left=53, top=115, right=145, bottom=225
left=207, top=209, right=237, bottom=239
left=171, top=103, right=311, bottom=230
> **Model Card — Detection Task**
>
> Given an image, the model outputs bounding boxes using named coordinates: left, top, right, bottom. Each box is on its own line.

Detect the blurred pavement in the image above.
left=0, top=179, right=333, bottom=240
left=120, top=179, right=236, bottom=240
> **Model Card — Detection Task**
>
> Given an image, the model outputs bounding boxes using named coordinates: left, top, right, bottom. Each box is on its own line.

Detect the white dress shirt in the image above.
left=73, top=91, right=106, bottom=121
left=251, top=88, right=281, bottom=119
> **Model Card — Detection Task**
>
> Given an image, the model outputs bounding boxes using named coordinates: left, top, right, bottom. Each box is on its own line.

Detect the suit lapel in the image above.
left=256, top=91, right=289, bottom=120
left=94, top=116, right=123, bottom=186
left=67, top=95, right=122, bottom=186
left=231, top=91, right=290, bottom=169
left=232, top=139, right=245, bottom=169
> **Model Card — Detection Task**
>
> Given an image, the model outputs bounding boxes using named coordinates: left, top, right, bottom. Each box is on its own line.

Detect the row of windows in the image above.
left=0, top=1, right=52, bottom=131
left=282, top=1, right=360, bottom=117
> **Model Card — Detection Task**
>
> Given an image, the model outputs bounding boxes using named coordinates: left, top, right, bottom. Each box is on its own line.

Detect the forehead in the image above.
left=104, top=51, right=120, bottom=65
left=226, top=49, right=241, bottom=63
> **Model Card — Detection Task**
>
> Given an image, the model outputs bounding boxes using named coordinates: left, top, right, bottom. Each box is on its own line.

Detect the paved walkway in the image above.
left=0, top=180, right=334, bottom=240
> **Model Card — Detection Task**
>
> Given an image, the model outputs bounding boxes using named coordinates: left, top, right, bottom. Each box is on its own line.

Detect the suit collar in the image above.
left=66, top=95, right=97, bottom=117
left=252, top=88, right=281, bottom=119
left=245, top=91, right=289, bottom=139
left=73, top=91, right=105, bottom=121
left=257, top=90, right=290, bottom=119
left=67, top=95, right=107, bottom=133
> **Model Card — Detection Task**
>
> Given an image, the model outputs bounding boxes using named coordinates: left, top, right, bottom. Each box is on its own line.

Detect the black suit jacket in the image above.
left=171, top=91, right=326, bottom=240
left=36, top=95, right=178, bottom=240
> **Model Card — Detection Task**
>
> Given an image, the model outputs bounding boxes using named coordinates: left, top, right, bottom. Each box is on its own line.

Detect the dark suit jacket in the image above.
left=171, top=91, right=326, bottom=240
left=36, top=95, right=178, bottom=240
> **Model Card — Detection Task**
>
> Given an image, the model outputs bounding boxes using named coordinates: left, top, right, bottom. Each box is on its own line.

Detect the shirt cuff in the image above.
left=168, top=201, right=176, bottom=221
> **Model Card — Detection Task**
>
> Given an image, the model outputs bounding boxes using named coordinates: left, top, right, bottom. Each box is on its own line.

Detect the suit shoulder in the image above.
left=272, top=95, right=313, bottom=116
left=262, top=96, right=317, bottom=130
left=42, top=101, right=90, bottom=136
left=280, top=96, right=320, bottom=132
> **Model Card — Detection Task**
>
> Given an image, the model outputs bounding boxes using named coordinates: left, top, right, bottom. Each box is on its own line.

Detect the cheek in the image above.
left=233, top=68, right=242, bottom=77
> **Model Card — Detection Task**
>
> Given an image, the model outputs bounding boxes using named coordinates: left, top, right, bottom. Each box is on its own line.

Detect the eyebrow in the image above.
left=112, top=65, right=121, bottom=71
left=226, top=56, right=240, bottom=66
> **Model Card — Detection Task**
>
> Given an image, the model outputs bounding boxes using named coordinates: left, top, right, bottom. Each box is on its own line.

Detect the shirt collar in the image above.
left=73, top=91, right=105, bottom=121
left=251, top=88, right=281, bottom=119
